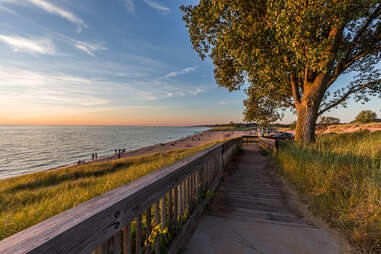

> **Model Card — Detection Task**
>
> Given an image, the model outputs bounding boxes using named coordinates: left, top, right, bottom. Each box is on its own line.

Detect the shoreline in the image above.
left=3, top=130, right=247, bottom=180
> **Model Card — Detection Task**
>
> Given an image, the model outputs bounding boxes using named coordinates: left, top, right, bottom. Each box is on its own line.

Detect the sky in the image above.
left=0, top=0, right=379, bottom=126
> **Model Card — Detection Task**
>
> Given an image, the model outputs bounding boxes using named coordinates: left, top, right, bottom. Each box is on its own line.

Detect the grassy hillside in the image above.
left=276, top=131, right=381, bottom=253
left=0, top=142, right=219, bottom=240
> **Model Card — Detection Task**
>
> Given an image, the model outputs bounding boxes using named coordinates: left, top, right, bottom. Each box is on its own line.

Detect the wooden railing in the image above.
left=0, top=138, right=242, bottom=254
left=241, top=135, right=259, bottom=144
left=258, top=137, right=278, bottom=154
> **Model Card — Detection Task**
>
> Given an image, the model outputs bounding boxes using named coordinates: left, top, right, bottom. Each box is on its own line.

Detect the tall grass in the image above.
left=276, top=131, right=381, bottom=253
left=0, top=142, right=219, bottom=240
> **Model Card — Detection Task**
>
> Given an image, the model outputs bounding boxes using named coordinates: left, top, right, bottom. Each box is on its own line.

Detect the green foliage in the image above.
left=0, top=142, right=218, bottom=240
left=319, top=116, right=340, bottom=125
left=181, top=1, right=380, bottom=143
left=276, top=131, right=381, bottom=252
left=355, top=110, right=378, bottom=123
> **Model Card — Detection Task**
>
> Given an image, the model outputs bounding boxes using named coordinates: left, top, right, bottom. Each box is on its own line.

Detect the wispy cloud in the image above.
left=0, top=67, right=108, bottom=107
left=53, top=33, right=107, bottom=57
left=73, top=40, right=107, bottom=57
left=125, top=0, right=134, bottom=12
left=0, top=0, right=87, bottom=32
left=143, top=0, right=169, bottom=12
left=0, top=4, right=15, bottom=14
left=0, top=34, right=56, bottom=55
left=163, top=67, right=197, bottom=79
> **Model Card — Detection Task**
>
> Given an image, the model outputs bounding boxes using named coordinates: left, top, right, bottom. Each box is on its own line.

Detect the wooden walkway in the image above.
left=184, top=144, right=350, bottom=254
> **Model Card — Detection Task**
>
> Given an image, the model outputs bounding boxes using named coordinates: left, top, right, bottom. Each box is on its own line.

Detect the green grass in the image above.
left=275, top=131, right=381, bottom=253
left=0, top=141, right=219, bottom=240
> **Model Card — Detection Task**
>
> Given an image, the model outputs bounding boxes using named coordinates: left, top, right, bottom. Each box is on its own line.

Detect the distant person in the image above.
left=95, top=153, right=98, bottom=159
left=91, top=153, right=94, bottom=160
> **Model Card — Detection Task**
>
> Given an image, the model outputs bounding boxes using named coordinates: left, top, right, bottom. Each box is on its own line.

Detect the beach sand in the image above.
left=58, top=130, right=247, bottom=170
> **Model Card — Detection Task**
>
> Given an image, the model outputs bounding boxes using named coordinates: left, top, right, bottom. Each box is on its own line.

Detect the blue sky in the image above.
left=0, top=0, right=379, bottom=125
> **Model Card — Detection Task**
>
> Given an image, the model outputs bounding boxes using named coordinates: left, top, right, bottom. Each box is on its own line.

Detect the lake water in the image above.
left=0, top=125, right=208, bottom=179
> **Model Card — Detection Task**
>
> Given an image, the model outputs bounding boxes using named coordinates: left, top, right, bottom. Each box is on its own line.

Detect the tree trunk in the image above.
left=295, top=102, right=319, bottom=145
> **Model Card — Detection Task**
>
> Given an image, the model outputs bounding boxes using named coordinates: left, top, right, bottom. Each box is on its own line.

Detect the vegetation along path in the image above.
left=184, top=144, right=352, bottom=254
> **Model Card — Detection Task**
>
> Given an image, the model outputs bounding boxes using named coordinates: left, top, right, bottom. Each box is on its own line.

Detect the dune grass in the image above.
left=275, top=131, right=381, bottom=253
left=0, top=141, right=219, bottom=241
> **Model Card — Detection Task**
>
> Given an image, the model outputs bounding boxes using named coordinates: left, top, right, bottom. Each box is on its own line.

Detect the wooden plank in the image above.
left=182, top=181, right=185, bottom=219
left=196, top=170, right=201, bottom=201
left=178, top=183, right=182, bottom=225
left=174, top=186, right=178, bottom=232
left=154, top=201, right=160, bottom=254
left=160, top=197, right=166, bottom=246
left=190, top=173, right=194, bottom=208
left=187, top=175, right=191, bottom=212
left=111, top=231, right=121, bottom=254
left=136, top=215, right=142, bottom=254
left=168, top=190, right=173, bottom=238
left=146, top=208, right=152, bottom=254
left=123, top=224, right=131, bottom=254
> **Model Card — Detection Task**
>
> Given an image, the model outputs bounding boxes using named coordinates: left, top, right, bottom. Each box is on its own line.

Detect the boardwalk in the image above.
left=184, top=144, right=351, bottom=254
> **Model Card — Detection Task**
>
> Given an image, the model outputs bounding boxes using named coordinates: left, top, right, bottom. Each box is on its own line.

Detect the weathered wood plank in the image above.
left=160, top=197, right=166, bottom=246
left=182, top=181, right=185, bottom=219
left=123, top=224, right=131, bottom=254
left=146, top=208, right=152, bottom=254
left=168, top=190, right=173, bottom=238
left=174, top=186, right=178, bottom=232
left=178, top=183, right=182, bottom=226
left=136, top=215, right=142, bottom=254
left=154, top=201, right=160, bottom=254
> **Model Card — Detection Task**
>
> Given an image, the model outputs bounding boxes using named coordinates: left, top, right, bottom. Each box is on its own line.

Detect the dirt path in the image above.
left=184, top=144, right=352, bottom=254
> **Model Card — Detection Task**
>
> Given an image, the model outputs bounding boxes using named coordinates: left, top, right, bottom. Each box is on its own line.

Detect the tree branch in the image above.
left=328, top=5, right=381, bottom=88
left=319, top=79, right=381, bottom=116
left=290, top=73, right=301, bottom=106
left=327, top=46, right=380, bottom=87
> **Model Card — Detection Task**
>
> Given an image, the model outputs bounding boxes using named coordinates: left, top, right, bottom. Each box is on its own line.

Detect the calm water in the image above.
left=0, top=125, right=208, bottom=179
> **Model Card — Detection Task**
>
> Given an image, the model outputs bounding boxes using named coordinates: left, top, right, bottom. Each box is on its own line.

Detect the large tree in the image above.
left=181, top=0, right=381, bottom=145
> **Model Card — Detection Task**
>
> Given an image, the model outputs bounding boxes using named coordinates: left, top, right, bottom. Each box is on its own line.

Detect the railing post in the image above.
left=146, top=208, right=152, bottom=253
left=160, top=197, right=166, bottom=245
left=136, top=215, right=142, bottom=254
left=154, top=201, right=160, bottom=254
left=123, top=223, right=131, bottom=254
left=168, top=190, right=173, bottom=238
left=174, top=186, right=178, bottom=231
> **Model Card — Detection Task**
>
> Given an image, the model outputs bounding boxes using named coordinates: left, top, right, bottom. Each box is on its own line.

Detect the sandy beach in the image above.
left=54, top=130, right=247, bottom=171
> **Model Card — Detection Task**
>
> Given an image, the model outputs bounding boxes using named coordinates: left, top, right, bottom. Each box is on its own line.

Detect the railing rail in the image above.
left=241, top=135, right=259, bottom=144
left=258, top=136, right=278, bottom=154
left=0, top=138, right=242, bottom=254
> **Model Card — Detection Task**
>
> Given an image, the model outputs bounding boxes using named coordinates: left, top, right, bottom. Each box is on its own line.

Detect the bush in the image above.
left=355, top=110, right=377, bottom=123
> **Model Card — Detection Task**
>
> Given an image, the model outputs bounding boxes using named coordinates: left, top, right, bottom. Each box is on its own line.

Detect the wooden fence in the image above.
left=258, top=137, right=278, bottom=154
left=241, top=135, right=259, bottom=144
left=0, top=138, right=242, bottom=254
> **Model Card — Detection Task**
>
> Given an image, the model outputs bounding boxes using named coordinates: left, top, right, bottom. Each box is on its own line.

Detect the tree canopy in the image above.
left=319, top=116, right=341, bottom=125
left=355, top=110, right=378, bottom=122
left=181, top=0, right=381, bottom=144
